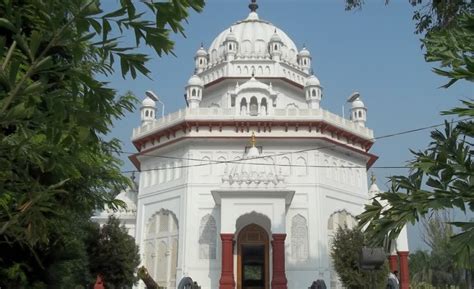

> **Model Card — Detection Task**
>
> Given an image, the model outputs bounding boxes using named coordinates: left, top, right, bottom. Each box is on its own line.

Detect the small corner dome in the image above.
left=225, top=28, right=237, bottom=41
left=195, top=46, right=208, bottom=57
left=305, top=75, right=320, bottom=87
left=351, top=98, right=365, bottom=109
left=270, top=30, right=282, bottom=42
left=368, top=183, right=380, bottom=198
left=298, top=47, right=311, bottom=57
left=142, top=97, right=156, bottom=107
left=187, top=74, right=204, bottom=87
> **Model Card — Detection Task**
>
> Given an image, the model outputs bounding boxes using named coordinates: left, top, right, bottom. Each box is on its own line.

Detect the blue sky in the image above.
left=105, top=0, right=473, bottom=250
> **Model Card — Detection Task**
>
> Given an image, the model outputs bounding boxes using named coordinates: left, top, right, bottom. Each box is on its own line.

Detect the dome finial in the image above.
left=250, top=132, right=256, bottom=147
left=370, top=171, right=376, bottom=185
left=249, top=0, right=258, bottom=12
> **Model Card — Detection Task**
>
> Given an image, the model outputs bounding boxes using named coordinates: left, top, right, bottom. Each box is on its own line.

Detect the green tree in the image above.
left=331, top=226, right=389, bottom=289
left=358, top=11, right=473, bottom=270
left=409, top=213, right=465, bottom=288
left=344, top=0, right=473, bottom=34
left=409, top=250, right=432, bottom=285
left=87, top=216, right=140, bottom=289
left=0, top=0, right=204, bottom=287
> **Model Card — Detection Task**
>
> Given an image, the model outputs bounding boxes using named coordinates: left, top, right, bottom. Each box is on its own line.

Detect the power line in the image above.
left=119, top=117, right=471, bottom=173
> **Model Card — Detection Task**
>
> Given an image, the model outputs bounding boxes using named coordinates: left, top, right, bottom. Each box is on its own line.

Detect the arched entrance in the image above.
left=237, top=224, right=269, bottom=289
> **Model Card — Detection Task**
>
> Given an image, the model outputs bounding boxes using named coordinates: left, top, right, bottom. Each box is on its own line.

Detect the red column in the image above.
left=220, top=234, right=235, bottom=289
left=271, top=234, right=288, bottom=289
left=388, top=255, right=398, bottom=272
left=398, top=251, right=409, bottom=289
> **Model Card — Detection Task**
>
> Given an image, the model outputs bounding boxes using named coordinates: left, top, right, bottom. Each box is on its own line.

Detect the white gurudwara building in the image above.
left=96, top=1, right=410, bottom=289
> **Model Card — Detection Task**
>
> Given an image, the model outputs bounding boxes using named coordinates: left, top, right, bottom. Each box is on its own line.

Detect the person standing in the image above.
left=387, top=271, right=400, bottom=289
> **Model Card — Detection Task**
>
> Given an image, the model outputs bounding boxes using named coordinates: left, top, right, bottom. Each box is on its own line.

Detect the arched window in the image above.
left=358, top=111, right=362, bottom=118
left=291, top=214, right=309, bottom=261
left=192, top=89, right=196, bottom=97
left=229, top=43, right=232, bottom=50
left=261, top=98, right=268, bottom=115
left=249, top=96, right=258, bottom=116
left=144, top=210, right=179, bottom=289
left=145, top=110, right=149, bottom=117
left=200, top=59, right=203, bottom=65
left=199, top=214, right=217, bottom=259
left=304, top=59, right=307, bottom=65
left=240, top=98, right=247, bottom=115
left=150, top=111, right=154, bottom=118
left=312, top=89, right=316, bottom=97
left=274, top=44, right=278, bottom=50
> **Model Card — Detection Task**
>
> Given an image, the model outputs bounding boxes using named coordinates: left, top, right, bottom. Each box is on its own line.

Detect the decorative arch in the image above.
left=295, top=156, right=308, bottom=176
left=286, top=103, right=299, bottom=110
left=235, top=211, right=272, bottom=236
left=265, top=66, right=270, bottom=75
left=249, top=96, right=258, bottom=116
left=199, top=214, right=217, bottom=259
left=200, top=156, right=211, bottom=176
left=144, top=209, right=179, bottom=289
left=260, top=98, right=268, bottom=115
left=280, top=156, right=291, bottom=176
left=291, top=214, right=309, bottom=261
left=217, top=156, right=228, bottom=175
left=240, top=98, right=248, bottom=115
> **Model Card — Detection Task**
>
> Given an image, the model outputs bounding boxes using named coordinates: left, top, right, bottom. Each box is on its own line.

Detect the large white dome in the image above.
left=208, top=11, right=299, bottom=64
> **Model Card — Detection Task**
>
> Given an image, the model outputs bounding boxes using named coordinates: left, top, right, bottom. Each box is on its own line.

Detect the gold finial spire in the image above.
left=250, top=132, right=256, bottom=147
left=370, top=171, right=376, bottom=185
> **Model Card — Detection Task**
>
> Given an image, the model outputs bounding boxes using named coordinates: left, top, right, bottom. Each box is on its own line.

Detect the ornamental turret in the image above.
left=140, top=96, right=156, bottom=125
left=194, top=44, right=208, bottom=73
left=224, top=28, right=238, bottom=61
left=186, top=74, right=204, bottom=108
left=269, top=30, right=282, bottom=61
left=298, top=46, right=312, bottom=74
left=304, top=75, right=322, bottom=109
left=349, top=93, right=367, bottom=127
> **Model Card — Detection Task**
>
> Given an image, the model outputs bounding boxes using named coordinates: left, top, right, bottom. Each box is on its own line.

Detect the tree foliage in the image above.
left=345, top=0, right=473, bottom=34
left=331, top=226, right=389, bottom=289
left=0, top=0, right=204, bottom=287
left=87, top=216, right=140, bottom=289
left=358, top=11, right=473, bottom=269
left=410, top=213, right=467, bottom=288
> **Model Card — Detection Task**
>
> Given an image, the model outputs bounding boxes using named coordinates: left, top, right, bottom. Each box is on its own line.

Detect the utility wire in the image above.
left=119, top=117, right=471, bottom=173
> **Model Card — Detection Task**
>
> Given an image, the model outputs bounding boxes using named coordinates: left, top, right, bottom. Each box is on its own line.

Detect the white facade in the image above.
left=124, top=3, right=384, bottom=289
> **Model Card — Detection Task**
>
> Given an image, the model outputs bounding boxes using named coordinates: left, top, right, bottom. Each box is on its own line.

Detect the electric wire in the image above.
left=119, top=117, right=472, bottom=173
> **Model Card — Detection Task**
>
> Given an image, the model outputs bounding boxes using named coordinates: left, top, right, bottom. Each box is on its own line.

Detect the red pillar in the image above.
left=388, top=255, right=398, bottom=272
left=271, top=234, right=288, bottom=289
left=398, top=251, right=409, bottom=289
left=220, top=234, right=235, bottom=289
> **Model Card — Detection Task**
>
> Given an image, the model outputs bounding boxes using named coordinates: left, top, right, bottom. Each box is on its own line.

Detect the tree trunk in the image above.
left=138, top=266, right=159, bottom=289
